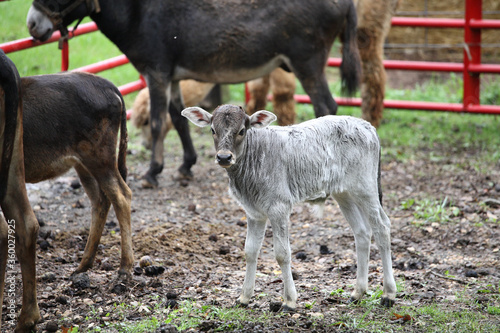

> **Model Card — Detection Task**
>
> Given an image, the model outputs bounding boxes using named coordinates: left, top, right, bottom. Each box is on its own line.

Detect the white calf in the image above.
left=182, top=104, right=396, bottom=311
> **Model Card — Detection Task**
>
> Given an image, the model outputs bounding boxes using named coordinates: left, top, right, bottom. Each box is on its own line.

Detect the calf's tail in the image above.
left=117, top=92, right=128, bottom=182
left=377, top=144, right=383, bottom=206
left=340, top=1, right=362, bottom=96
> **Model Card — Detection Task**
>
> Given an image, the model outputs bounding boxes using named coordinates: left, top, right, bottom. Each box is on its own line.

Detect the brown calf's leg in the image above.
left=246, top=75, right=270, bottom=115
left=95, top=170, right=134, bottom=276
left=269, top=68, right=296, bottom=126
left=72, top=165, right=112, bottom=275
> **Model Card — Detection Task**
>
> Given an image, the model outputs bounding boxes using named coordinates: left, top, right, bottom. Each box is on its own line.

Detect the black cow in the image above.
left=27, top=0, right=361, bottom=188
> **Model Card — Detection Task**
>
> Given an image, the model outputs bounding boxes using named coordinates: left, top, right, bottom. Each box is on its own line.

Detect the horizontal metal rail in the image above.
left=1, top=8, right=499, bottom=114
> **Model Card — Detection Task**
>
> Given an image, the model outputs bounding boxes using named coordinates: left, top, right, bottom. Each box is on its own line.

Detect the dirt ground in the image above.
left=2, top=77, right=500, bottom=333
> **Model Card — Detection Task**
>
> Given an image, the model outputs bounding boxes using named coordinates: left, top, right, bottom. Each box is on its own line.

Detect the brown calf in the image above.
left=0, top=50, right=40, bottom=332
left=21, top=72, right=134, bottom=277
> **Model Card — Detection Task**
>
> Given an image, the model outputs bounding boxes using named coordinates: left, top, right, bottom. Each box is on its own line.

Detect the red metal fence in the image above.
left=1, top=0, right=499, bottom=114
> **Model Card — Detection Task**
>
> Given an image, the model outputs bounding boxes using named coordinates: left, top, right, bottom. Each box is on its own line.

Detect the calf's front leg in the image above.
left=268, top=209, right=297, bottom=312
left=239, top=215, right=267, bottom=306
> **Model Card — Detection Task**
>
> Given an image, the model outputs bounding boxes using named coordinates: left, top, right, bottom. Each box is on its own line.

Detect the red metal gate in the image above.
left=1, top=0, right=499, bottom=114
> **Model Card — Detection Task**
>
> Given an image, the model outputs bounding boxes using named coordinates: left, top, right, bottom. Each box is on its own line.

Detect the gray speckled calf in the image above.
left=182, top=104, right=396, bottom=311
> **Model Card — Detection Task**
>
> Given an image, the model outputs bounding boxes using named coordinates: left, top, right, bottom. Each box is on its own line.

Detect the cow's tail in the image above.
left=117, top=92, right=128, bottom=182
left=340, top=1, right=361, bottom=96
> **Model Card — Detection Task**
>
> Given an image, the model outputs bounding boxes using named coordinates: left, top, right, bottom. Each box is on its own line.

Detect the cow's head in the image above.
left=182, top=105, right=276, bottom=169
left=27, top=0, right=100, bottom=42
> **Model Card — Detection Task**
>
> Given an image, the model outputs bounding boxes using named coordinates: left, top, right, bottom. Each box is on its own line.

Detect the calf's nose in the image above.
left=216, top=153, right=233, bottom=166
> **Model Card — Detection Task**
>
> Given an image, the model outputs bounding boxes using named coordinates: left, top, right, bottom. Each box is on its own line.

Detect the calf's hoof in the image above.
left=348, top=296, right=362, bottom=305
left=380, top=297, right=395, bottom=308
left=234, top=300, right=248, bottom=308
left=141, top=174, right=158, bottom=188
left=282, top=305, right=296, bottom=313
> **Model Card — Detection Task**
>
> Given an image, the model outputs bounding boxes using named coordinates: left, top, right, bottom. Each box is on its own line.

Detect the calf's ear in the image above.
left=249, top=111, right=277, bottom=128
left=182, top=107, right=212, bottom=127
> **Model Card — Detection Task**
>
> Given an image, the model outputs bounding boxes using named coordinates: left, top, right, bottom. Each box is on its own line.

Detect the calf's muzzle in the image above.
left=216, top=150, right=234, bottom=168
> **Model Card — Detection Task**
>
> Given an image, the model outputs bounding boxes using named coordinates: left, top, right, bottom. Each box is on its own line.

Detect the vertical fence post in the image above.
left=61, top=39, right=69, bottom=71
left=463, top=0, right=481, bottom=110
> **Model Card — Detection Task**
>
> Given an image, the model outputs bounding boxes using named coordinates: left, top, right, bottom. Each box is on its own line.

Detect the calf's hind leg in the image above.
left=72, top=165, right=112, bottom=275
left=94, top=169, right=134, bottom=276
left=359, top=198, right=396, bottom=306
left=334, top=194, right=371, bottom=302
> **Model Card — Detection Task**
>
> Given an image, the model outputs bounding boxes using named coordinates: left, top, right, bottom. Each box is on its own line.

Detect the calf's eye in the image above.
left=238, top=129, right=245, bottom=136
left=211, top=128, right=216, bottom=135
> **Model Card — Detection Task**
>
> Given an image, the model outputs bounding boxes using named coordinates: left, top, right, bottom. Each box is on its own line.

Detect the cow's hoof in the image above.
left=282, top=305, right=296, bottom=313
left=177, top=166, right=194, bottom=180
left=381, top=297, right=395, bottom=308
left=141, top=174, right=158, bottom=188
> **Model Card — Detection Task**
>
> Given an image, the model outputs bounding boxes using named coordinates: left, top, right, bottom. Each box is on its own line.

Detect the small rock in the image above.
left=209, top=234, right=218, bottom=242
left=495, top=184, right=500, bottom=192
left=71, top=273, right=91, bottom=290
left=296, top=252, right=307, bottom=260
left=45, top=321, right=59, bottom=332
left=100, top=262, right=114, bottom=271
left=70, top=179, right=82, bottom=189
left=291, top=271, right=300, bottom=281
left=144, top=265, right=166, bottom=276
left=133, top=266, right=144, bottom=275
left=139, top=255, right=154, bottom=268
left=219, top=246, right=230, bottom=255
left=73, top=199, right=85, bottom=209
left=165, top=299, right=178, bottom=309
left=187, top=204, right=196, bottom=212
left=156, top=324, right=179, bottom=333
left=236, top=220, right=247, bottom=227
left=110, top=283, right=128, bottom=294
left=269, top=301, right=282, bottom=312
left=166, top=292, right=178, bottom=299
left=106, top=221, right=117, bottom=229
left=465, top=270, right=479, bottom=278
left=39, top=240, right=51, bottom=251
left=55, top=295, right=68, bottom=305
left=319, top=245, right=332, bottom=255
left=41, top=272, right=56, bottom=283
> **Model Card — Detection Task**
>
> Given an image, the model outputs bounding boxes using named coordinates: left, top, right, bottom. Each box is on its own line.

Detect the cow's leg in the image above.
left=142, top=78, right=170, bottom=188
left=268, top=205, right=297, bottom=311
left=294, top=68, right=337, bottom=118
left=72, top=165, right=111, bottom=275
left=269, top=69, right=296, bottom=126
left=270, top=68, right=295, bottom=126
left=246, top=75, right=270, bottom=115
left=358, top=197, right=396, bottom=307
left=239, top=214, right=267, bottom=306
left=168, top=80, right=197, bottom=179
left=0, top=216, right=7, bottom=331
left=2, top=190, right=40, bottom=332
left=358, top=27, right=386, bottom=128
left=334, top=193, right=371, bottom=303
left=94, top=170, right=134, bottom=276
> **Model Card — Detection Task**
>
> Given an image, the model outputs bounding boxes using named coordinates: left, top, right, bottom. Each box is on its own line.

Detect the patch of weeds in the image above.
left=411, top=197, right=461, bottom=225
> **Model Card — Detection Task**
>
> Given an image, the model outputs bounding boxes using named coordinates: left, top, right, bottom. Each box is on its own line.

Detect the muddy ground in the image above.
left=2, top=83, right=500, bottom=332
